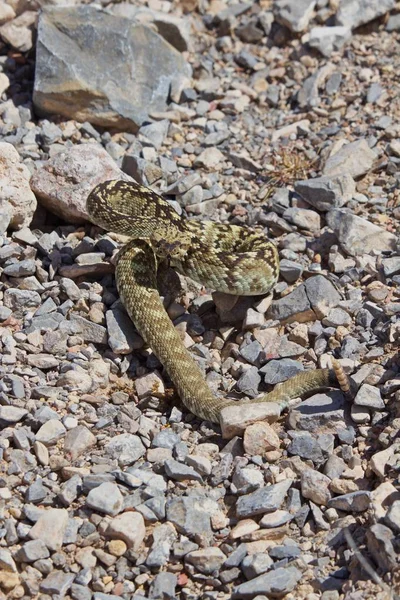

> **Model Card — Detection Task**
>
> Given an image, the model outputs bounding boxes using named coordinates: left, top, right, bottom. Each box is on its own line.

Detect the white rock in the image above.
left=29, top=508, right=69, bottom=551
left=0, top=142, right=37, bottom=230
left=106, top=512, right=146, bottom=550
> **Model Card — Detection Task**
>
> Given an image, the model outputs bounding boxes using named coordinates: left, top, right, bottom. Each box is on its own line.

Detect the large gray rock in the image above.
left=33, top=6, right=191, bottom=132
left=326, top=209, right=397, bottom=256
left=336, top=0, right=395, bottom=30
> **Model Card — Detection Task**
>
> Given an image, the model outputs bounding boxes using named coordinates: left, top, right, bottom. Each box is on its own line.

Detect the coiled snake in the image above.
left=87, top=180, right=348, bottom=425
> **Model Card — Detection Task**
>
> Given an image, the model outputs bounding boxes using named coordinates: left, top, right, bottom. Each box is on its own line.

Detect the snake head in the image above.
left=151, top=232, right=190, bottom=261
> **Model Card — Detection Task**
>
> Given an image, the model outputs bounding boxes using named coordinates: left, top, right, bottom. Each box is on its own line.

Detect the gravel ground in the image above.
left=0, top=1, right=399, bottom=599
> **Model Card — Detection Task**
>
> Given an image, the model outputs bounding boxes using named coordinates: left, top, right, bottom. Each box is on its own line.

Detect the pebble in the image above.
left=86, top=482, right=123, bottom=516
left=236, top=479, right=293, bottom=518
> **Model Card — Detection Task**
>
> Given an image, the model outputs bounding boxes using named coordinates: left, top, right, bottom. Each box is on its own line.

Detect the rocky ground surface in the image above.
left=0, top=0, right=399, bottom=599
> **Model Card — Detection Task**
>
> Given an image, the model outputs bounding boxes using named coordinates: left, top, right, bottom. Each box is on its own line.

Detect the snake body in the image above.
left=87, top=180, right=347, bottom=424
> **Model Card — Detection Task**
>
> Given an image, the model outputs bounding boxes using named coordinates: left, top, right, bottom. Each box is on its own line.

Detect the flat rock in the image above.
left=326, top=209, right=397, bottom=256
left=30, top=144, right=132, bottom=224
left=86, top=482, right=123, bottom=516
left=29, top=508, right=69, bottom=551
left=294, top=173, right=355, bottom=212
left=220, top=402, right=281, bottom=439
left=236, top=479, right=293, bottom=518
left=0, top=142, right=37, bottom=230
left=33, top=6, right=191, bottom=132
left=336, top=0, right=395, bottom=29
left=275, top=0, right=316, bottom=32
left=106, top=512, right=146, bottom=550
left=308, top=26, right=351, bottom=57
left=185, top=547, right=226, bottom=575
left=233, top=565, right=302, bottom=598
left=328, top=490, right=371, bottom=512
left=323, top=139, right=376, bottom=178
left=288, top=391, right=347, bottom=433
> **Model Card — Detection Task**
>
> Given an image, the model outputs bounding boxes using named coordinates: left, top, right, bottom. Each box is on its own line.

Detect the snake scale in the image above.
left=87, top=180, right=348, bottom=425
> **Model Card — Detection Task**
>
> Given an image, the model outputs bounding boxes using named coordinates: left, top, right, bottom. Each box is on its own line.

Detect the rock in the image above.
left=149, top=572, right=177, bottom=600
left=328, top=491, right=371, bottom=512
left=29, top=508, right=69, bottom=551
left=288, top=433, right=324, bottom=464
left=220, top=402, right=281, bottom=439
left=366, top=524, right=397, bottom=571
left=106, top=512, right=146, bottom=550
left=326, top=210, right=397, bottom=256
left=336, top=0, right=395, bottom=30
left=0, top=406, right=27, bottom=425
left=261, top=359, right=304, bottom=385
left=0, top=142, right=37, bottom=230
left=185, top=547, right=226, bottom=574
left=0, top=548, right=16, bottom=572
left=56, top=370, right=93, bottom=394
left=323, top=139, right=376, bottom=178
left=0, top=10, right=36, bottom=52
left=301, top=469, right=331, bottom=505
left=243, top=421, right=280, bottom=456
left=166, top=495, right=213, bottom=538
left=236, top=479, right=293, bottom=518
left=354, top=384, right=385, bottom=409
left=152, top=12, right=191, bottom=52
left=86, top=482, right=123, bottom=516
left=14, top=540, right=50, bottom=563
left=164, top=459, right=202, bottom=482
left=35, top=420, right=67, bottom=446
left=385, top=500, right=400, bottom=533
left=30, top=144, right=132, bottom=224
left=233, top=566, right=302, bottom=598
left=64, top=426, right=96, bottom=461
left=275, top=0, right=316, bottom=32
left=33, top=6, right=191, bottom=132
left=194, top=147, right=224, bottom=169
left=294, top=173, right=355, bottom=211
left=288, top=391, right=346, bottom=433
left=308, top=26, right=351, bottom=58
left=105, top=434, right=146, bottom=466
left=40, top=571, right=75, bottom=596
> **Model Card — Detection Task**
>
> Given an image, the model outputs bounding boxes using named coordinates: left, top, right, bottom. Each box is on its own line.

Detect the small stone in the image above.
left=35, top=419, right=66, bottom=446
left=15, top=539, right=50, bottom=563
left=301, top=469, right=331, bottom=505
left=194, top=147, right=224, bottom=169
left=354, top=384, right=385, bottom=409
left=0, top=406, right=27, bottom=425
left=233, top=566, right=302, bottom=598
left=308, top=26, right=351, bottom=57
left=105, top=434, right=145, bottom=466
left=243, top=422, right=280, bottom=456
left=108, top=540, right=127, bottom=557
left=236, top=479, right=293, bottom=518
left=0, top=549, right=17, bottom=572
left=220, top=402, right=281, bottom=439
left=86, top=482, right=123, bottom=516
left=241, top=553, right=273, bottom=579
left=29, top=508, right=69, bottom=551
left=164, top=459, right=202, bottom=482
left=106, top=512, right=146, bottom=550
left=40, top=571, right=75, bottom=596
left=328, top=491, right=371, bottom=512
left=366, top=524, right=397, bottom=571
left=185, top=547, right=226, bottom=575
left=385, top=500, right=400, bottom=533
left=64, top=426, right=96, bottom=461
left=275, top=0, right=316, bottom=32
left=324, top=139, right=376, bottom=178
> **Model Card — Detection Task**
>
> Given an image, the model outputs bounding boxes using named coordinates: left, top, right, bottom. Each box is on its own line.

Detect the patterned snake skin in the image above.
left=87, top=180, right=349, bottom=424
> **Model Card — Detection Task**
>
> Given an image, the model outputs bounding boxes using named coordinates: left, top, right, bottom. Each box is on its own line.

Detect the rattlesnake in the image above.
left=87, top=179, right=349, bottom=425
